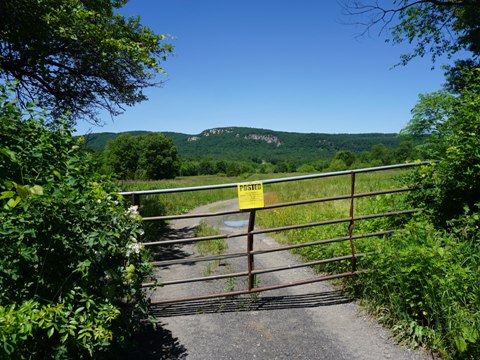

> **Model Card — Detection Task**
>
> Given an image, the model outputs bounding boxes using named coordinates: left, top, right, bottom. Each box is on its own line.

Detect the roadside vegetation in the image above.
left=0, top=86, right=152, bottom=359
left=0, top=0, right=171, bottom=357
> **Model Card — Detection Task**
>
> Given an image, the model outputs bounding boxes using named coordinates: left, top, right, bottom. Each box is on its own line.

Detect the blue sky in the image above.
left=75, top=1, right=448, bottom=136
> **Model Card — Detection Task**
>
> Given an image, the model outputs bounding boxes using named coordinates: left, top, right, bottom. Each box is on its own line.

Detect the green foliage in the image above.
left=84, top=128, right=425, bottom=178
left=367, top=0, right=480, bottom=64
left=334, top=150, right=356, bottom=167
left=369, top=143, right=393, bottom=166
left=403, top=67, right=480, bottom=224
left=83, top=128, right=404, bottom=165
left=103, top=132, right=179, bottom=180
left=0, top=0, right=173, bottom=123
left=356, top=216, right=480, bottom=358
left=102, top=133, right=139, bottom=179
left=400, top=90, right=456, bottom=158
left=0, top=86, right=152, bottom=358
left=137, top=133, right=179, bottom=180
left=0, top=290, right=120, bottom=358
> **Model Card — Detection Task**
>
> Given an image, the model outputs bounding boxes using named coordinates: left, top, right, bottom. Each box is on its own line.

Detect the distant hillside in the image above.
left=81, top=127, right=401, bottom=163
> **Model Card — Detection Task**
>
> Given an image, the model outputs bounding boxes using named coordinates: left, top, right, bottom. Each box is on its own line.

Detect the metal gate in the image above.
left=120, top=163, right=423, bottom=304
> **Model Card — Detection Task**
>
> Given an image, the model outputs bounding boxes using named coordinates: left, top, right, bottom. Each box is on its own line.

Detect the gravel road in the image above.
left=145, top=199, right=432, bottom=360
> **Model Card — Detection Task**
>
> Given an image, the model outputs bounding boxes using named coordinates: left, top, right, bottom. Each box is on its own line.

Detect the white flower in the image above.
left=126, top=243, right=143, bottom=256
left=97, top=199, right=101, bottom=203
left=127, top=205, right=139, bottom=215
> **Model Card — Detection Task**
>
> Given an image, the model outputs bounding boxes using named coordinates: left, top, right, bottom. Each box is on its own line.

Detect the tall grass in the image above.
left=120, top=173, right=296, bottom=217
left=256, top=170, right=410, bottom=274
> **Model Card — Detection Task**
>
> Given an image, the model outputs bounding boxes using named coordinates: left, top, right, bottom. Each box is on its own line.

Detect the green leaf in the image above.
left=0, top=191, right=15, bottom=200
left=29, top=185, right=44, bottom=196
left=6, top=196, right=21, bottom=209
left=0, top=148, right=17, bottom=161
left=16, top=185, right=30, bottom=198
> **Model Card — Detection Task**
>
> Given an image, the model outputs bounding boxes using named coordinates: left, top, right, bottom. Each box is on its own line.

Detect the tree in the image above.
left=0, top=0, right=173, bottom=124
left=370, top=143, right=392, bottom=165
left=137, top=133, right=179, bottom=180
left=334, top=150, right=356, bottom=167
left=393, top=140, right=416, bottom=162
left=198, top=160, right=216, bottom=175
left=344, top=0, right=480, bottom=65
left=400, top=90, right=455, bottom=159
left=402, top=68, right=480, bottom=224
left=103, top=133, right=139, bottom=179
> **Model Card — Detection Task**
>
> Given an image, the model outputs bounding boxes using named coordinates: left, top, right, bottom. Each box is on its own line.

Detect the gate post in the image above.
left=247, top=209, right=256, bottom=291
left=132, top=192, right=141, bottom=209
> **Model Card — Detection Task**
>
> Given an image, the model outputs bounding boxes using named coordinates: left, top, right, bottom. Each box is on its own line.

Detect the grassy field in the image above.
left=121, top=169, right=411, bottom=274
left=120, top=169, right=408, bottom=217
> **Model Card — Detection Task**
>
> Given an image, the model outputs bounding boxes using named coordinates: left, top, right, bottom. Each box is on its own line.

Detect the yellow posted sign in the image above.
left=237, top=182, right=264, bottom=210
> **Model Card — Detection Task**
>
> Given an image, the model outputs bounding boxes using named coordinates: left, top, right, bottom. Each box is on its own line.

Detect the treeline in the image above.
left=179, top=141, right=417, bottom=176
left=164, top=128, right=404, bottom=163
left=96, top=130, right=419, bottom=179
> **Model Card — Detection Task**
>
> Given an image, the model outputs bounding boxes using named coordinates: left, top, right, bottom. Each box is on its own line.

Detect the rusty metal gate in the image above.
left=120, top=163, right=423, bottom=304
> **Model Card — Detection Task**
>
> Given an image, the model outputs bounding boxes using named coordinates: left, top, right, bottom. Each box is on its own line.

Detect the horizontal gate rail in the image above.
left=250, top=209, right=417, bottom=236
left=251, top=254, right=363, bottom=276
left=147, top=272, right=360, bottom=304
left=144, top=270, right=249, bottom=287
left=251, top=230, right=394, bottom=256
left=141, top=209, right=416, bottom=247
left=119, top=162, right=425, bottom=197
left=121, top=162, right=429, bottom=304
left=151, top=251, right=248, bottom=267
left=140, top=186, right=417, bottom=222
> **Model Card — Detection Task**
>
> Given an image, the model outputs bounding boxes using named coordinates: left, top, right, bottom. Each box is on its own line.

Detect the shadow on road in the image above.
left=118, top=322, right=188, bottom=360
left=149, top=226, right=198, bottom=265
left=150, top=290, right=352, bottom=318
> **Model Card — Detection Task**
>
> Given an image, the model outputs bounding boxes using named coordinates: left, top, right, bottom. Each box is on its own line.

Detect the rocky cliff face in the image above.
left=187, top=128, right=281, bottom=147
left=244, top=133, right=282, bottom=147
left=188, top=128, right=234, bottom=141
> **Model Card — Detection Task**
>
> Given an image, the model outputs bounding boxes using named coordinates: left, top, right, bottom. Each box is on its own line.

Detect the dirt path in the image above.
left=148, top=199, right=431, bottom=360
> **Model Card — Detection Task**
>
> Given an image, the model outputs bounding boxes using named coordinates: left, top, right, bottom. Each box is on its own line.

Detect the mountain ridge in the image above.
left=81, top=126, right=402, bottom=163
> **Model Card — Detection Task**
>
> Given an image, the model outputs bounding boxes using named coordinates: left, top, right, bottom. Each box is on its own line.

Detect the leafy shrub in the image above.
left=356, top=215, right=480, bottom=358
left=403, top=67, right=480, bottom=226
left=0, top=86, right=152, bottom=359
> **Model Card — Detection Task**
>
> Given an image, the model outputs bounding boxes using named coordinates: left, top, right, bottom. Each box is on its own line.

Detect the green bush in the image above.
left=356, top=215, right=480, bottom=358
left=0, top=86, right=152, bottom=358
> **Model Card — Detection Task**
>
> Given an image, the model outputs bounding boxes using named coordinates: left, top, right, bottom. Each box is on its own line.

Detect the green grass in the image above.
left=194, top=220, right=228, bottom=256
left=120, top=173, right=309, bottom=217
left=254, top=169, right=411, bottom=273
